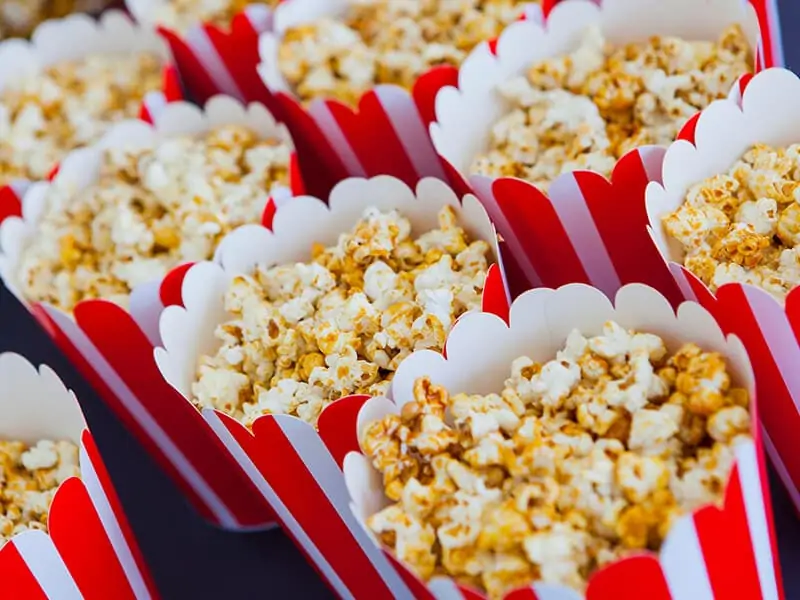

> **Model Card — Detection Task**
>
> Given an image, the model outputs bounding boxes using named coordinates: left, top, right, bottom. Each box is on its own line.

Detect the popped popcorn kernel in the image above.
left=0, top=51, right=163, bottom=185
left=0, top=439, right=80, bottom=546
left=0, top=1, right=109, bottom=39
left=360, top=322, right=750, bottom=597
left=17, top=125, right=291, bottom=313
left=191, top=206, right=491, bottom=428
left=470, top=24, right=752, bottom=190
left=278, top=0, right=535, bottom=106
left=665, top=143, right=800, bottom=304
left=145, top=0, right=279, bottom=34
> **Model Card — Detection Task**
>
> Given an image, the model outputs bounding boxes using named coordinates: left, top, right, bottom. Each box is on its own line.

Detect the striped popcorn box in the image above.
left=645, top=66, right=800, bottom=514
left=0, top=96, right=302, bottom=530
left=142, top=176, right=500, bottom=532
left=204, top=283, right=784, bottom=599
left=254, top=0, right=548, bottom=200
left=0, top=353, right=157, bottom=599
left=126, top=0, right=278, bottom=109
left=0, top=9, right=169, bottom=236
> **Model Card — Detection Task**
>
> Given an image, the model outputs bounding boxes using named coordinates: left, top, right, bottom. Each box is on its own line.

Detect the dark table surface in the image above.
left=2, top=3, right=799, bottom=599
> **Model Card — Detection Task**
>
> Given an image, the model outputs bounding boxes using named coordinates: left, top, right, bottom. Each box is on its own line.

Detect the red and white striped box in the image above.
left=203, top=283, right=784, bottom=599
left=0, top=9, right=170, bottom=235
left=126, top=0, right=278, bottom=108
left=645, top=66, right=800, bottom=514
left=143, top=176, right=500, bottom=532
left=0, top=352, right=157, bottom=599
left=0, top=97, right=303, bottom=530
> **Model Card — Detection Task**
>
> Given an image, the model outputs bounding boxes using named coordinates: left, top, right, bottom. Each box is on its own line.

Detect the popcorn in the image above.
left=0, top=1, right=108, bottom=39
left=470, top=24, right=752, bottom=190
left=277, top=0, right=535, bottom=106
left=664, top=143, right=800, bottom=304
left=0, top=439, right=80, bottom=546
left=192, top=205, right=491, bottom=427
left=16, top=124, right=291, bottom=312
left=361, top=321, right=750, bottom=597
left=144, top=0, right=279, bottom=34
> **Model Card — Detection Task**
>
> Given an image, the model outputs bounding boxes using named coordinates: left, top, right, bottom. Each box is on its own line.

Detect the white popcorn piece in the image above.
left=17, top=124, right=291, bottom=313
left=143, top=0, right=278, bottom=34
left=191, top=205, right=491, bottom=428
left=470, top=24, right=752, bottom=190
left=665, top=143, right=800, bottom=304
left=360, top=322, right=750, bottom=597
left=0, top=0, right=108, bottom=38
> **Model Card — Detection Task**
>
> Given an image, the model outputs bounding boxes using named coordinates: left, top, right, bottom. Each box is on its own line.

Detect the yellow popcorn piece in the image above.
left=146, top=0, right=279, bottom=34
left=0, top=1, right=109, bottom=39
left=361, top=321, right=750, bottom=598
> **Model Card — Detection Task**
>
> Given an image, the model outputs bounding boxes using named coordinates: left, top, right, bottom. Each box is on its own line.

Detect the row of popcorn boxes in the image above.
left=0, top=353, right=155, bottom=599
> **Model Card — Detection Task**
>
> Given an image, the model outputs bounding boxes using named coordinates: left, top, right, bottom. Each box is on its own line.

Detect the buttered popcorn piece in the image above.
left=362, top=321, right=750, bottom=597
left=192, top=205, right=491, bottom=427
left=17, top=125, right=291, bottom=312
left=146, top=0, right=279, bottom=34
left=277, top=0, right=535, bottom=106
left=470, top=24, right=752, bottom=190
left=664, top=143, right=800, bottom=304
left=0, top=439, right=80, bottom=545
left=0, top=0, right=109, bottom=39
left=0, top=51, right=163, bottom=185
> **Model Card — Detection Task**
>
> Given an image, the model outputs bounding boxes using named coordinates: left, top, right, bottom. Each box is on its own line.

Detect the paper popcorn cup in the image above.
left=127, top=175, right=499, bottom=532
left=0, top=9, right=170, bottom=235
left=0, top=353, right=156, bottom=599
left=195, top=283, right=783, bottom=599
left=644, top=66, right=800, bottom=514
left=0, top=96, right=301, bottom=529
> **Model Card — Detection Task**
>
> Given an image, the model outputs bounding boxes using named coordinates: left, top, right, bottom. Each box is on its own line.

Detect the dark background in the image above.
left=2, top=4, right=800, bottom=598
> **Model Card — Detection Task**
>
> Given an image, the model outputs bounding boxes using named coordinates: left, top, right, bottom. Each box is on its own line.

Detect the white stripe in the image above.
left=760, top=424, right=800, bottom=512
left=128, top=280, right=165, bottom=348
left=742, top=287, right=800, bottom=413
left=275, top=417, right=413, bottom=598
left=548, top=174, right=621, bottom=298
left=308, top=102, right=367, bottom=177
left=736, top=441, right=780, bottom=600
left=186, top=27, right=245, bottom=100
left=668, top=263, right=698, bottom=303
left=79, top=444, right=152, bottom=599
left=14, top=531, right=83, bottom=599
left=660, top=516, right=715, bottom=600
left=428, top=577, right=465, bottom=599
left=765, top=0, right=785, bottom=68
left=376, top=87, right=447, bottom=181
left=142, top=92, right=167, bottom=124
left=45, top=307, right=238, bottom=529
left=203, top=412, right=355, bottom=600
left=532, top=583, right=584, bottom=600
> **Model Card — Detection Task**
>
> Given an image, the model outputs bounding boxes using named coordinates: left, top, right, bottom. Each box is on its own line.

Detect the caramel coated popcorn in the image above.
left=0, top=51, right=163, bottom=185
left=663, top=143, right=800, bottom=304
left=470, top=24, right=752, bottom=190
left=193, top=205, right=491, bottom=427
left=0, top=439, right=79, bottom=545
left=17, top=125, right=291, bottom=312
left=277, top=0, right=535, bottom=106
left=147, top=0, right=278, bottom=34
left=361, top=321, right=750, bottom=597
left=0, top=0, right=108, bottom=39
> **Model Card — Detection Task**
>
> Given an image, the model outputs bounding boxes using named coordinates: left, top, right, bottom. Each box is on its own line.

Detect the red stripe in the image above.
left=0, top=542, right=49, bottom=600
left=504, top=587, right=538, bottom=600
left=677, top=112, right=701, bottom=143
left=749, top=0, right=776, bottom=68
left=316, top=395, right=370, bottom=469
left=289, top=152, right=305, bottom=196
left=81, top=432, right=160, bottom=599
left=276, top=93, right=350, bottom=200
left=738, top=73, right=755, bottom=97
left=138, top=103, right=153, bottom=125
left=247, top=415, right=399, bottom=598
left=326, top=94, right=420, bottom=187
left=492, top=177, right=590, bottom=288
left=0, top=185, right=22, bottom=224
left=412, top=66, right=459, bottom=127
left=50, top=478, right=136, bottom=599
left=585, top=554, right=671, bottom=600
left=163, top=64, right=184, bottom=102
left=158, top=262, right=194, bottom=307
left=694, top=464, right=764, bottom=600
left=157, top=27, right=220, bottom=105
left=262, top=197, right=278, bottom=229
left=481, top=263, right=510, bottom=322
left=46, top=164, right=59, bottom=181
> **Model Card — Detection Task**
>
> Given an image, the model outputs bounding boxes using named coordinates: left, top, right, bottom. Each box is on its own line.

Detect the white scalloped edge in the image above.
left=0, top=352, right=86, bottom=444
left=430, top=0, right=759, bottom=175
left=156, top=175, right=499, bottom=400
left=0, top=96, right=294, bottom=305
left=0, top=10, right=168, bottom=91
left=345, top=282, right=758, bottom=598
left=646, top=67, right=800, bottom=263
